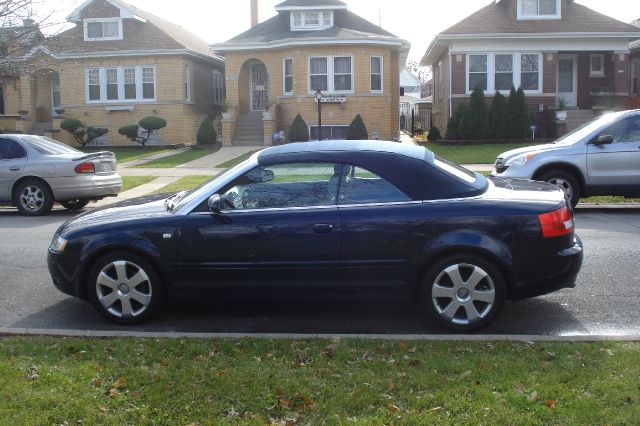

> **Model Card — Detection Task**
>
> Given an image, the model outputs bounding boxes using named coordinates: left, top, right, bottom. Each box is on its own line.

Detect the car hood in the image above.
left=497, top=143, right=564, bottom=161
left=59, top=193, right=173, bottom=235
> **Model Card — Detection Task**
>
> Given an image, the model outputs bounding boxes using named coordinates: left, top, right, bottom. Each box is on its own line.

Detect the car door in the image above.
left=587, top=115, right=640, bottom=192
left=0, top=137, right=27, bottom=202
left=174, top=162, right=343, bottom=289
left=336, top=164, right=420, bottom=287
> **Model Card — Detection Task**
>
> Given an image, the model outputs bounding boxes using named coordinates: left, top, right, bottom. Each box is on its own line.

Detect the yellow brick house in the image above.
left=214, top=0, right=410, bottom=146
left=12, top=0, right=225, bottom=146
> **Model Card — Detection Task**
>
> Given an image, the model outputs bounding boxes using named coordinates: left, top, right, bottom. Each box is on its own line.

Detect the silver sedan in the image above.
left=0, top=134, right=122, bottom=216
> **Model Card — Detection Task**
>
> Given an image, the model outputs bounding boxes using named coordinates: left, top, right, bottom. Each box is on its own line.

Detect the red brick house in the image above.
left=422, top=0, right=640, bottom=135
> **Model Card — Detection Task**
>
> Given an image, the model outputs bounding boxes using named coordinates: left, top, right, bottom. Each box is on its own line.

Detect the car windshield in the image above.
left=553, top=112, right=622, bottom=146
left=22, top=135, right=81, bottom=155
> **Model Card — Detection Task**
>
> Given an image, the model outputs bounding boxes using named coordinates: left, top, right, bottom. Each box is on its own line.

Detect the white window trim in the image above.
left=307, top=55, right=354, bottom=95
left=85, top=66, right=157, bottom=104
left=590, top=54, right=605, bottom=78
left=291, top=10, right=333, bottom=31
left=184, top=64, right=191, bottom=102
left=370, top=56, right=384, bottom=93
left=83, top=18, right=123, bottom=41
left=465, top=53, right=542, bottom=95
left=283, top=57, right=293, bottom=95
left=517, top=0, right=561, bottom=20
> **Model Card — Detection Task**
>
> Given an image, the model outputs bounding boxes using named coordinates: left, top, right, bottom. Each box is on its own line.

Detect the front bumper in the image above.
left=48, top=249, right=84, bottom=299
left=510, top=235, right=584, bottom=300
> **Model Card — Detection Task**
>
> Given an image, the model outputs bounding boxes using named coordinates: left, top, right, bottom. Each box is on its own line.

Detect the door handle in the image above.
left=9, top=166, right=20, bottom=171
left=312, top=224, right=334, bottom=234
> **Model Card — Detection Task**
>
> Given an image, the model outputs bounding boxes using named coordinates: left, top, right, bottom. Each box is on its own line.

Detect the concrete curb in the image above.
left=0, top=328, right=638, bottom=342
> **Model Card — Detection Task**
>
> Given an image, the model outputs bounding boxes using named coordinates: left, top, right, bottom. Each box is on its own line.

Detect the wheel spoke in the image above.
left=432, top=284, right=456, bottom=299
left=472, top=289, right=495, bottom=304
left=466, top=267, right=487, bottom=288
left=463, top=303, right=481, bottom=322
left=120, top=297, right=134, bottom=317
left=97, top=271, right=118, bottom=290
left=440, top=300, right=461, bottom=320
left=127, top=270, right=148, bottom=288
left=130, top=290, right=151, bottom=306
left=443, top=265, right=465, bottom=287
left=113, top=261, right=128, bottom=283
left=99, top=291, right=119, bottom=309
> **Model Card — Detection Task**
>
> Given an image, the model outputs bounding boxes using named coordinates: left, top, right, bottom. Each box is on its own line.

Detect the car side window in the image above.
left=337, top=165, right=410, bottom=205
left=0, top=138, right=26, bottom=160
left=599, top=117, right=640, bottom=144
left=221, top=162, right=338, bottom=210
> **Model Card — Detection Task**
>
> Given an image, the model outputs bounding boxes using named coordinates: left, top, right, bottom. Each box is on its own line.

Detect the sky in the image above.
left=35, top=0, right=640, bottom=62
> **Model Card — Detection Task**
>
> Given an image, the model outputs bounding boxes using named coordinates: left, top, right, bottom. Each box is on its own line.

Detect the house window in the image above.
left=521, top=54, right=540, bottom=91
left=590, top=54, right=605, bottom=77
left=84, top=19, right=122, bottom=41
left=212, top=70, right=224, bottom=104
left=283, top=58, right=293, bottom=94
left=518, top=0, right=560, bottom=19
left=184, top=65, right=191, bottom=101
left=291, top=11, right=334, bottom=30
left=85, top=66, right=156, bottom=103
left=494, top=55, right=513, bottom=91
left=309, top=56, right=353, bottom=93
left=371, top=56, right=383, bottom=92
left=309, top=125, right=349, bottom=140
left=437, top=61, right=443, bottom=100
left=468, top=55, right=488, bottom=91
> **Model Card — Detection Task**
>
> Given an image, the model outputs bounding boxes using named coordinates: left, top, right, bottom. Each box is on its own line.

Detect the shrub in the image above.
left=61, top=118, right=109, bottom=147
left=427, top=126, right=442, bottom=142
left=507, top=87, right=531, bottom=139
left=197, top=118, right=217, bottom=145
left=118, top=116, right=167, bottom=146
left=288, top=114, right=309, bottom=142
left=488, top=92, right=509, bottom=139
left=446, top=104, right=468, bottom=140
left=459, top=86, right=488, bottom=140
left=346, top=114, right=369, bottom=140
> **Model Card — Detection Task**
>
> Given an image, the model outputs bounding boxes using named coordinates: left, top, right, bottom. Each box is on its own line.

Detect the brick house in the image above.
left=421, top=0, right=640, bottom=136
left=631, top=18, right=640, bottom=108
left=5, top=0, right=224, bottom=145
left=214, top=0, right=410, bottom=145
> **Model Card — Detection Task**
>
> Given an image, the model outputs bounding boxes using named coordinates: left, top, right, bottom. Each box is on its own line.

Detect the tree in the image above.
left=488, top=92, right=509, bottom=139
left=507, top=87, right=531, bottom=139
left=458, top=86, right=488, bottom=140
left=60, top=118, right=108, bottom=147
left=196, top=117, right=217, bottom=145
left=118, top=116, right=167, bottom=146
left=446, top=103, right=468, bottom=140
left=288, top=114, right=309, bottom=142
left=346, top=114, right=368, bottom=140
left=406, top=60, right=433, bottom=98
left=427, top=126, right=442, bottom=142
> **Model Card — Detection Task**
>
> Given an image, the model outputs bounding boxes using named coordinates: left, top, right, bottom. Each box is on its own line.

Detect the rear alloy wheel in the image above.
left=87, top=252, right=164, bottom=324
left=60, top=199, right=91, bottom=211
left=421, top=254, right=505, bottom=332
left=14, top=179, right=54, bottom=216
left=538, top=170, right=579, bottom=207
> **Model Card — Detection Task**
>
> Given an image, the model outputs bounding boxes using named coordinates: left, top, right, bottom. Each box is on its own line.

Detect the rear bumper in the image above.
left=49, top=174, right=123, bottom=201
left=510, top=235, right=583, bottom=300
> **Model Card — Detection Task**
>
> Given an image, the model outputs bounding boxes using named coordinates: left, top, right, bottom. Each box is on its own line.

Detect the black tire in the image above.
left=87, top=251, right=165, bottom=325
left=420, top=254, right=506, bottom=332
left=13, top=179, right=54, bottom=216
left=60, top=199, right=91, bottom=211
left=537, top=170, right=580, bottom=208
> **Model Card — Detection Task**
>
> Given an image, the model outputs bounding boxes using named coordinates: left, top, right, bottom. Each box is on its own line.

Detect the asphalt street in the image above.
left=0, top=205, right=639, bottom=336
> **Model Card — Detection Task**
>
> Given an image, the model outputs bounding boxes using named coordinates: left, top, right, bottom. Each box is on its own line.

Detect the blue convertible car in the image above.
left=48, top=141, right=583, bottom=331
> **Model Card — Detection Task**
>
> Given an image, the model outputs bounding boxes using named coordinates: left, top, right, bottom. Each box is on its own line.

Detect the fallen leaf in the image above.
left=387, top=404, right=401, bottom=412
left=398, top=341, right=407, bottom=350
left=217, top=370, right=226, bottom=377
left=429, top=406, right=442, bottom=412
left=546, top=399, right=556, bottom=409
left=112, top=376, right=126, bottom=389
left=527, top=391, right=538, bottom=402
left=387, top=378, right=394, bottom=392
left=459, top=370, right=472, bottom=379
left=108, top=388, right=119, bottom=398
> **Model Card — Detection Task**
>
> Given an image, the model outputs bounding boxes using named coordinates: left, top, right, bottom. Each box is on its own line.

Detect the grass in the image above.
left=81, top=148, right=171, bottom=164
left=120, top=176, right=157, bottom=192
left=0, top=337, right=639, bottom=424
left=136, top=146, right=221, bottom=169
left=581, top=196, right=640, bottom=204
left=153, top=175, right=213, bottom=194
left=421, top=142, right=542, bottom=164
left=216, top=150, right=260, bottom=169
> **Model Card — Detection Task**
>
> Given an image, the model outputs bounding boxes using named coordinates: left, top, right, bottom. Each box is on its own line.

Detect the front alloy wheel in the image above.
left=422, top=255, right=505, bottom=332
left=88, top=252, right=164, bottom=324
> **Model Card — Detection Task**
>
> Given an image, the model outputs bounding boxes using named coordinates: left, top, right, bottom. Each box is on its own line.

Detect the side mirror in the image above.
left=591, top=135, right=614, bottom=146
left=208, top=194, right=222, bottom=214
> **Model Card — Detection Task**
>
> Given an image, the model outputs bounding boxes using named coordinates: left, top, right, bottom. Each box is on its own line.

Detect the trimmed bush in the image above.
left=117, top=124, right=139, bottom=141
left=346, top=114, right=369, bottom=140
left=427, top=126, right=442, bottom=142
left=459, top=86, right=488, bottom=140
left=197, top=118, right=217, bottom=145
left=488, top=92, right=509, bottom=139
left=446, top=104, right=468, bottom=140
left=118, top=116, right=167, bottom=146
left=61, top=118, right=108, bottom=147
left=288, top=114, right=309, bottom=142
left=507, top=87, right=531, bottom=139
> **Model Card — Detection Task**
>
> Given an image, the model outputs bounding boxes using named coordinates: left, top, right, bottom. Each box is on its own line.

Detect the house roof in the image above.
left=0, top=24, right=44, bottom=76
left=422, top=0, right=640, bottom=65
left=631, top=19, right=640, bottom=50
left=44, top=0, right=221, bottom=63
left=275, top=0, right=347, bottom=9
left=400, top=69, right=421, bottom=88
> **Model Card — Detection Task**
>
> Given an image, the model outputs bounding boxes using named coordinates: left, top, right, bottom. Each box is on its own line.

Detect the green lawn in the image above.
left=581, top=196, right=640, bottom=204
left=1, top=337, right=639, bottom=424
left=216, top=150, right=260, bottom=168
left=136, top=147, right=221, bottom=169
left=153, top=175, right=213, bottom=194
left=422, top=142, right=542, bottom=164
left=120, top=176, right=157, bottom=192
left=81, top=148, right=171, bottom=164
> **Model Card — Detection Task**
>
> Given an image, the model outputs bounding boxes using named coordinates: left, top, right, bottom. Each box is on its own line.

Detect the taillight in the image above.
left=74, top=162, right=95, bottom=174
left=538, top=205, right=574, bottom=238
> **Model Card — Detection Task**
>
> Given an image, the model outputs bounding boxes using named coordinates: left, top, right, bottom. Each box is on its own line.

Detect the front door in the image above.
left=250, top=63, right=269, bottom=111
left=557, top=55, right=578, bottom=107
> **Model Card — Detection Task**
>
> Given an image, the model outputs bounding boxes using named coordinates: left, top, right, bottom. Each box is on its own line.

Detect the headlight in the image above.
left=50, top=235, right=68, bottom=253
left=505, top=153, right=537, bottom=167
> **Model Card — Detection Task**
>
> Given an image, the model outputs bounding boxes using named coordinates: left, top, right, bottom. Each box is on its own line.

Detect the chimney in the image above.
left=251, top=0, right=258, bottom=28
